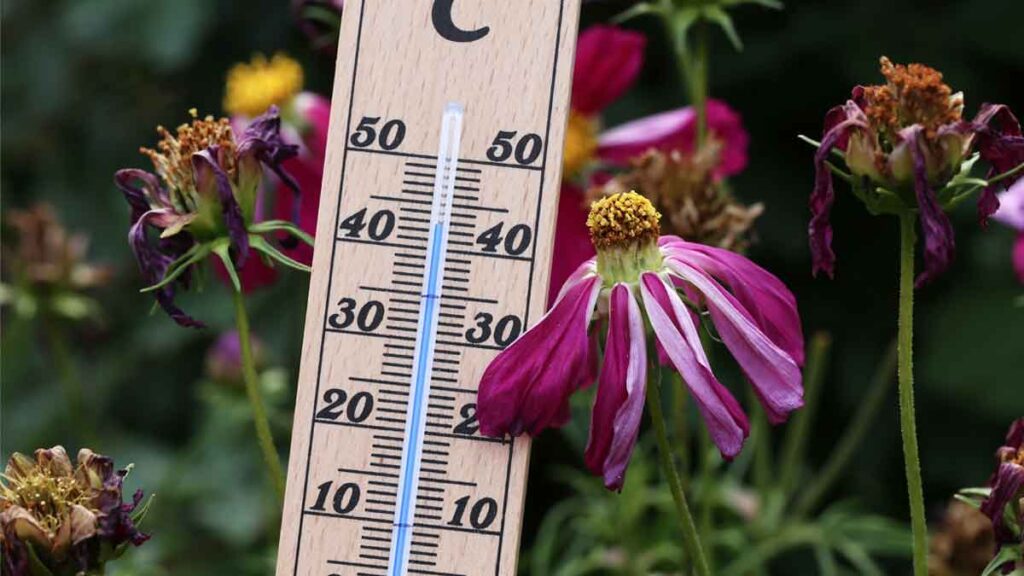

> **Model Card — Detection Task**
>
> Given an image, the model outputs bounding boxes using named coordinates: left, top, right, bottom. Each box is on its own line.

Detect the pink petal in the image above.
left=640, top=272, right=749, bottom=459
left=571, top=25, right=645, bottom=116
left=293, top=92, right=331, bottom=161
left=994, top=179, right=1024, bottom=232
left=585, top=284, right=647, bottom=490
left=660, top=238, right=805, bottom=366
left=548, top=184, right=596, bottom=306
left=597, top=100, right=750, bottom=178
left=477, top=274, right=601, bottom=437
left=663, top=258, right=804, bottom=424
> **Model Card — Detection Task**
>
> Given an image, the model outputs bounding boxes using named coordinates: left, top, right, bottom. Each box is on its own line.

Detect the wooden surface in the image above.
left=275, top=1, right=581, bottom=574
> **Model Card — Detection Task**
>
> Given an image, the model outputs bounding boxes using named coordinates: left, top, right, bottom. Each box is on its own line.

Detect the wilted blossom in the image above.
left=223, top=53, right=331, bottom=291
left=810, top=57, right=1024, bottom=286
left=292, top=0, right=344, bottom=54
left=594, top=145, right=763, bottom=252
left=115, top=107, right=311, bottom=328
left=994, top=179, right=1024, bottom=284
left=0, top=204, right=112, bottom=322
left=980, top=418, right=1024, bottom=557
left=552, top=25, right=749, bottom=301
left=479, top=192, right=803, bottom=489
left=0, top=447, right=149, bottom=576
left=928, top=500, right=996, bottom=576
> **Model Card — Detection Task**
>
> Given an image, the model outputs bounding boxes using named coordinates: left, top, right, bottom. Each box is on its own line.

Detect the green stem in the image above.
left=896, top=214, right=928, bottom=576
left=44, top=318, right=95, bottom=444
left=778, top=332, right=832, bottom=496
left=648, top=371, right=712, bottom=576
left=671, top=372, right=691, bottom=489
left=693, top=23, right=708, bottom=147
left=232, top=289, right=287, bottom=500
left=794, top=338, right=897, bottom=517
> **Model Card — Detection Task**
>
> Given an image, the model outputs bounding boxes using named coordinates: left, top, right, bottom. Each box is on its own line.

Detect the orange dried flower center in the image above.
left=862, top=56, right=962, bottom=142
left=141, top=109, right=236, bottom=194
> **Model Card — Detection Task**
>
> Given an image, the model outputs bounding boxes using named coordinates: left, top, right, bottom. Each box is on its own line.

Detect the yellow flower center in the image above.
left=1, top=468, right=88, bottom=534
left=141, top=109, right=235, bottom=198
left=224, top=53, right=304, bottom=118
left=587, top=191, right=661, bottom=250
left=562, top=111, right=599, bottom=178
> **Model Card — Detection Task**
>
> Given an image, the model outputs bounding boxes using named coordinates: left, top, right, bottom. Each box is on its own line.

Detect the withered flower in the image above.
left=810, top=56, right=1024, bottom=286
left=0, top=447, right=149, bottom=576
left=1, top=204, right=112, bottom=322
left=928, top=500, right=996, bottom=576
left=592, top=144, right=763, bottom=252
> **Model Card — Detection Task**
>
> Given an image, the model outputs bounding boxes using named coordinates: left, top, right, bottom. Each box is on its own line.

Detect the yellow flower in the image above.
left=224, top=53, right=304, bottom=117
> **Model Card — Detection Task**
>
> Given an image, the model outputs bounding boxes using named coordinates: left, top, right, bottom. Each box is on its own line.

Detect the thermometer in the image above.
left=277, top=2, right=582, bottom=574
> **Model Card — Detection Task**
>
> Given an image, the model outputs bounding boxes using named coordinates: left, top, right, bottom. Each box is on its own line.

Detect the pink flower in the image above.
left=479, top=193, right=804, bottom=490
left=994, top=179, right=1024, bottom=284
left=552, top=26, right=749, bottom=303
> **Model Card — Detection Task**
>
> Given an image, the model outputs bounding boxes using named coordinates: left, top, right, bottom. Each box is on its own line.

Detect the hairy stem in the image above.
left=648, top=372, right=712, bottom=576
left=233, top=289, right=287, bottom=500
left=897, top=214, right=928, bottom=576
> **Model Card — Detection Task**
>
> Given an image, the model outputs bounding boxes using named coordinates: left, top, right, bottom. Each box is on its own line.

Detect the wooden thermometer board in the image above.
left=276, top=1, right=582, bottom=575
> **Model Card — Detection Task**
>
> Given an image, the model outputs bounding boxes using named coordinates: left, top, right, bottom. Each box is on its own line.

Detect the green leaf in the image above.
left=24, top=542, right=56, bottom=576
left=131, top=493, right=156, bottom=526
left=249, top=219, right=314, bottom=247
left=211, top=240, right=241, bottom=293
left=814, top=544, right=839, bottom=576
left=249, top=235, right=312, bottom=274
left=982, top=546, right=1022, bottom=576
left=670, top=7, right=701, bottom=55
left=611, top=2, right=664, bottom=24
left=139, top=242, right=212, bottom=293
left=722, top=0, right=784, bottom=9
left=702, top=6, right=743, bottom=51
left=955, top=487, right=992, bottom=508
left=835, top=541, right=884, bottom=576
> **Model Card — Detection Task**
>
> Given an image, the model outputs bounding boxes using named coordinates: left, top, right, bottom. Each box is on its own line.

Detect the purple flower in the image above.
left=981, top=419, right=1024, bottom=547
left=810, top=57, right=1024, bottom=286
left=115, top=107, right=309, bottom=328
left=478, top=192, right=804, bottom=490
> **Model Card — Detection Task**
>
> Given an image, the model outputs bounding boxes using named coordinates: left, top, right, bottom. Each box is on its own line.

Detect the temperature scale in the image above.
left=276, top=1, right=583, bottom=575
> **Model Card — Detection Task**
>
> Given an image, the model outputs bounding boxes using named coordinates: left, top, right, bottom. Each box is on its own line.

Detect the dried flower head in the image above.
left=928, top=500, right=996, bottom=576
left=595, top=147, right=763, bottom=252
left=1, top=204, right=112, bottom=322
left=0, top=447, right=149, bottom=575
left=809, top=56, right=1024, bottom=286
left=116, top=107, right=312, bottom=327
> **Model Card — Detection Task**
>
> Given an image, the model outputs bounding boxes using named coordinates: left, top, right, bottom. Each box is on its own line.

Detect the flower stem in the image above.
left=793, top=338, right=897, bottom=517
left=232, top=288, right=287, bottom=500
left=44, top=317, right=96, bottom=445
left=896, top=214, right=928, bottom=576
left=647, top=373, right=712, bottom=576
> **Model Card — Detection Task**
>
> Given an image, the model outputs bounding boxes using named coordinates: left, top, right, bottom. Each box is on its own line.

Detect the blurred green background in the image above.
left=2, top=0, right=1022, bottom=574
